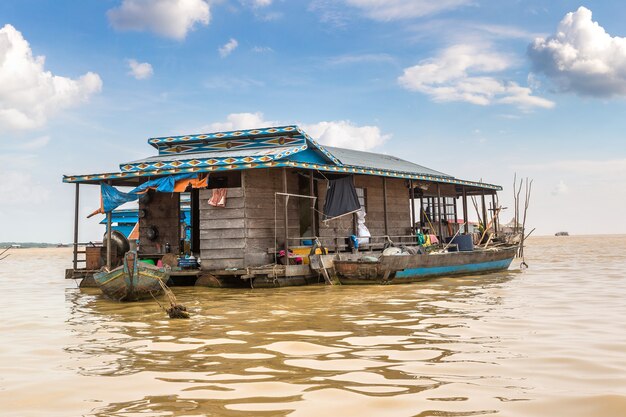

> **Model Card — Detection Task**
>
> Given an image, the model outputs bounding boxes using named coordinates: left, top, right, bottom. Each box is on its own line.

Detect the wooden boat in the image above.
left=312, top=245, right=518, bottom=285
left=94, top=251, right=167, bottom=301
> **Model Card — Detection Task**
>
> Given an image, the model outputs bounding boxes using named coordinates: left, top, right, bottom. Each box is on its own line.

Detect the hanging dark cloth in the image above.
left=322, top=175, right=361, bottom=222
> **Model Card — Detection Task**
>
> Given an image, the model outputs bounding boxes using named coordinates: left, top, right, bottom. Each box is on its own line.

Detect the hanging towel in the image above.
left=208, top=188, right=227, bottom=207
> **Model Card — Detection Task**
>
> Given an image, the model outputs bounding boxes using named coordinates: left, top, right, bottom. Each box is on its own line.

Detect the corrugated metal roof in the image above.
left=324, top=146, right=451, bottom=178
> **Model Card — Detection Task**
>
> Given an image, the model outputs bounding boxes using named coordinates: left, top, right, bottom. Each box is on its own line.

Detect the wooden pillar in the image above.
left=462, top=187, right=468, bottom=234
left=419, top=195, right=424, bottom=229
left=382, top=176, right=389, bottom=236
left=73, top=183, right=80, bottom=270
left=191, top=188, right=200, bottom=254
left=282, top=168, right=289, bottom=257
left=409, top=180, right=416, bottom=232
left=106, top=185, right=112, bottom=269
left=453, top=196, right=458, bottom=223
left=492, top=193, right=498, bottom=235
left=481, top=192, right=488, bottom=229
left=352, top=176, right=358, bottom=237
left=436, top=183, right=443, bottom=239
left=309, top=171, right=317, bottom=237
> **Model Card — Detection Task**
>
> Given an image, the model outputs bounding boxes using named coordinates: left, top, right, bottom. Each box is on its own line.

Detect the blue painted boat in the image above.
left=330, top=245, right=517, bottom=285
left=94, top=251, right=167, bottom=301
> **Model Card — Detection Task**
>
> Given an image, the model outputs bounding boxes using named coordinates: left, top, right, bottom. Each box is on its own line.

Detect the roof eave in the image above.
left=63, top=162, right=501, bottom=191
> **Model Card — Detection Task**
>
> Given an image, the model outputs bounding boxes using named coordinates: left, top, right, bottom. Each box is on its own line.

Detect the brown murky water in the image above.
left=1, top=236, right=626, bottom=417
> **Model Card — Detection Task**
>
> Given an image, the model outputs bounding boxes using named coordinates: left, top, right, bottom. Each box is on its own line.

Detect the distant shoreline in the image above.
left=0, top=242, right=70, bottom=248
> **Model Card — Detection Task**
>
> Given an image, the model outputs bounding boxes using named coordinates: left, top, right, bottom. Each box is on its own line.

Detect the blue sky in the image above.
left=1, top=0, right=625, bottom=242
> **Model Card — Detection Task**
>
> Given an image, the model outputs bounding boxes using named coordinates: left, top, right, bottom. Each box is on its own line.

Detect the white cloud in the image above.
left=529, top=7, right=626, bottom=97
left=205, top=112, right=277, bottom=132
left=246, top=0, right=272, bottom=7
left=219, top=38, right=239, bottom=58
left=327, top=53, right=394, bottom=66
left=0, top=170, right=51, bottom=205
left=302, top=120, right=390, bottom=151
left=0, top=24, right=102, bottom=132
left=107, top=0, right=210, bottom=40
left=202, top=113, right=389, bottom=151
left=127, top=59, right=153, bottom=80
left=252, top=46, right=273, bottom=53
left=398, top=44, right=554, bottom=109
left=345, top=0, right=471, bottom=20
left=14, top=136, right=50, bottom=150
left=518, top=158, right=626, bottom=176
left=204, top=75, right=264, bottom=90
left=551, top=180, right=569, bottom=196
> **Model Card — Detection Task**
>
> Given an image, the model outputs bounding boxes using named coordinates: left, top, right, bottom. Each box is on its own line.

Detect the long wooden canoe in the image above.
left=324, top=245, right=518, bottom=285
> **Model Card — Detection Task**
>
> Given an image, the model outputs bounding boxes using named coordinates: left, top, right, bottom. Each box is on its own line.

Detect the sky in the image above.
left=1, top=0, right=625, bottom=242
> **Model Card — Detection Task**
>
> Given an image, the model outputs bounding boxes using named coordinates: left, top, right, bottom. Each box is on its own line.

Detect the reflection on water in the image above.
left=2, top=237, right=626, bottom=417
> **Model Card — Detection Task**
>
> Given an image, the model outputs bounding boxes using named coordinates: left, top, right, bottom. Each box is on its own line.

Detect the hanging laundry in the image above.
left=356, top=208, right=370, bottom=244
left=173, top=174, right=209, bottom=192
left=208, top=188, right=227, bottom=207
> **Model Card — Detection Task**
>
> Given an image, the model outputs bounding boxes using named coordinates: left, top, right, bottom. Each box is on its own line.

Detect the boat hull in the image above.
left=94, top=252, right=167, bottom=301
left=333, top=246, right=517, bottom=285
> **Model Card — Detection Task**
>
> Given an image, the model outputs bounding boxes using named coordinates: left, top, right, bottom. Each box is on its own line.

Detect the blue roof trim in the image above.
left=148, top=125, right=300, bottom=149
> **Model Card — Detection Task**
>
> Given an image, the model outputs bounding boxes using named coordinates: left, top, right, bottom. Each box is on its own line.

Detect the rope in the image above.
left=155, top=279, right=189, bottom=319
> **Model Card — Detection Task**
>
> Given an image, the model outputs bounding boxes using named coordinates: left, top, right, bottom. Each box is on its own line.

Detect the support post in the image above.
left=73, top=183, right=80, bottom=270
left=462, top=187, right=468, bottom=234
left=436, top=183, right=443, bottom=239
left=419, top=195, right=424, bottom=230
left=453, top=196, right=458, bottom=224
left=492, top=193, right=498, bottom=235
left=106, top=181, right=112, bottom=269
left=409, top=180, right=416, bottom=233
left=309, top=172, right=317, bottom=237
left=382, top=176, right=389, bottom=236
left=481, top=192, right=488, bottom=229
left=282, top=168, right=289, bottom=257
left=352, top=176, right=358, bottom=237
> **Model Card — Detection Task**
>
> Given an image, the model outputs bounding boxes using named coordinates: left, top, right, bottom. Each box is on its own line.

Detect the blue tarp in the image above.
left=100, top=173, right=197, bottom=213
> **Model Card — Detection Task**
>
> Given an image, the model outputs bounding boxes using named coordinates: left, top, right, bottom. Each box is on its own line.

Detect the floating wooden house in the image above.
left=63, top=125, right=508, bottom=287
